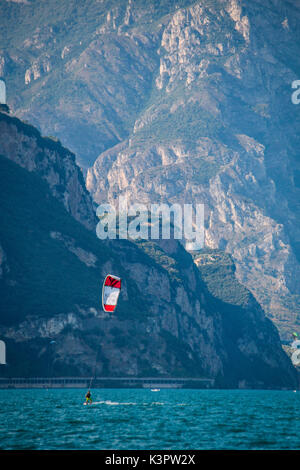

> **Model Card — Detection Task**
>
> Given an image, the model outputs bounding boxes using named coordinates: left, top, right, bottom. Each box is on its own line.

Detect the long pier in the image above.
left=0, top=376, right=215, bottom=389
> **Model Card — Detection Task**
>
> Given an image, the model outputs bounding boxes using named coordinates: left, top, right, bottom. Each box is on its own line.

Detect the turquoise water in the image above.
left=0, top=388, right=299, bottom=450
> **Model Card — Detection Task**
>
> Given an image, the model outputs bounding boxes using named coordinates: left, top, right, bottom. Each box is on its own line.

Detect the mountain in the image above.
left=0, top=0, right=299, bottom=338
left=0, top=110, right=297, bottom=389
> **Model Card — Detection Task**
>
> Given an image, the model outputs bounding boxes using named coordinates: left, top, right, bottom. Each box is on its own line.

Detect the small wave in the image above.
left=147, top=402, right=165, bottom=405
left=85, top=401, right=137, bottom=406
left=105, top=401, right=137, bottom=406
left=84, top=400, right=166, bottom=406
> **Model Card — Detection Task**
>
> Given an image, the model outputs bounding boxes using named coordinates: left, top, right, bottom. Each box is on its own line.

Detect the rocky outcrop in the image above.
left=0, top=112, right=96, bottom=230
left=24, top=55, right=52, bottom=84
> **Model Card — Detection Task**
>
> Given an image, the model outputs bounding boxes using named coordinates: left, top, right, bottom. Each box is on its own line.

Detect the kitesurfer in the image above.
left=85, top=390, right=92, bottom=404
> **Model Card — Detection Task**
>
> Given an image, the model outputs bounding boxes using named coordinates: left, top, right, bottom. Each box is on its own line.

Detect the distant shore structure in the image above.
left=0, top=340, right=6, bottom=365
left=0, top=78, right=6, bottom=105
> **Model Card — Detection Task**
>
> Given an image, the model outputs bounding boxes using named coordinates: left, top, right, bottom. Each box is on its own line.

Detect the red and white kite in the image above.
left=102, top=274, right=121, bottom=313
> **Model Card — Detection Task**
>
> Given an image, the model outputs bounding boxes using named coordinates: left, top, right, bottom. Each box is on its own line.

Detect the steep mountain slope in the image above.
left=0, top=0, right=299, bottom=337
left=0, top=111, right=297, bottom=388
left=0, top=0, right=191, bottom=167
left=0, top=112, right=96, bottom=230
left=85, top=0, right=300, bottom=338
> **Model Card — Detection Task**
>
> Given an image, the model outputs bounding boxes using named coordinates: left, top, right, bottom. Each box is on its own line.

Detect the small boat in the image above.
left=151, top=389, right=160, bottom=392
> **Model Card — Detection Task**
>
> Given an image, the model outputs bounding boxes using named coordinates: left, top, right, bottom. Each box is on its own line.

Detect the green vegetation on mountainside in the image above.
left=193, top=249, right=252, bottom=308
left=0, top=154, right=153, bottom=325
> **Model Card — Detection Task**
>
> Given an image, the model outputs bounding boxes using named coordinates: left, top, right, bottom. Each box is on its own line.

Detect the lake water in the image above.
left=0, top=388, right=299, bottom=450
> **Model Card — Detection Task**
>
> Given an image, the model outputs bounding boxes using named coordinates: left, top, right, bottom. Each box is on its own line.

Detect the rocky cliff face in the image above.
left=0, top=112, right=96, bottom=231
left=0, top=0, right=299, bottom=338
left=0, top=112, right=297, bottom=388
